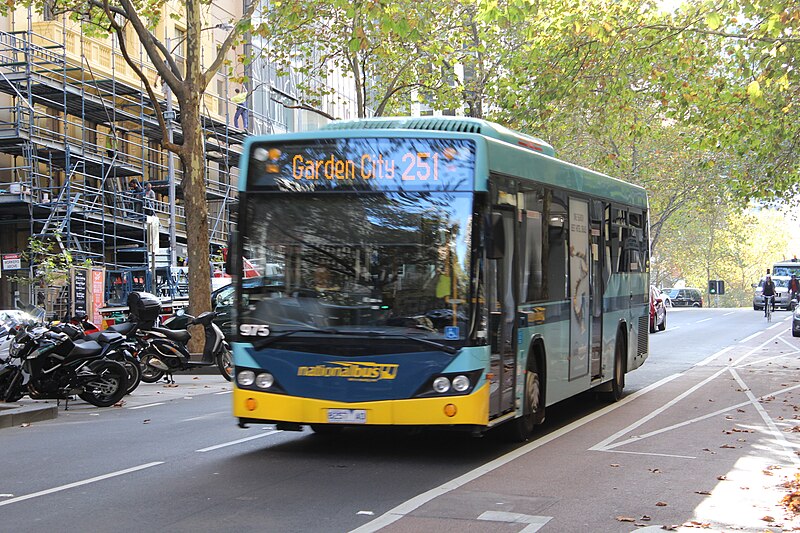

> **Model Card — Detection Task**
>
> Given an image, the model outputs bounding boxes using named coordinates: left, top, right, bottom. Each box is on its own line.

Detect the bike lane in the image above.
left=354, top=327, right=800, bottom=533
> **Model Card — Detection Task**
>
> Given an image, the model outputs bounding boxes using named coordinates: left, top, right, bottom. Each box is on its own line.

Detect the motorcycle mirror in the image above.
left=176, top=308, right=185, bottom=317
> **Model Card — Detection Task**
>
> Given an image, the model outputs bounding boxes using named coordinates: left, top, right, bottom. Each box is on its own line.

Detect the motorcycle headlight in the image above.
left=9, top=341, right=25, bottom=357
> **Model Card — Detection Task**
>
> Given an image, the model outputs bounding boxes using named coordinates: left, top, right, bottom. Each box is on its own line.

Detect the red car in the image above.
left=649, top=285, right=667, bottom=333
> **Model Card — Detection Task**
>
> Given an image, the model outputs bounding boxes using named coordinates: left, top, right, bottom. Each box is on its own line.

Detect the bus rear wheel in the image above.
left=605, top=334, right=626, bottom=402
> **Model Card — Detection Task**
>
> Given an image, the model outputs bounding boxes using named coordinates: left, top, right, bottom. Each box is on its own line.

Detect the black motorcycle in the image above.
left=0, top=326, right=128, bottom=407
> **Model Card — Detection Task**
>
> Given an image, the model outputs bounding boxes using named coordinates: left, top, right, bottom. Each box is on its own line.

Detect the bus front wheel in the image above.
left=504, top=355, right=544, bottom=442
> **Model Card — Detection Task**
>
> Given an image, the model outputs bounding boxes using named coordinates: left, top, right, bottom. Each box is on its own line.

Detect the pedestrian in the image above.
left=143, top=182, right=155, bottom=216
left=789, top=274, right=800, bottom=303
left=128, top=179, right=143, bottom=217
left=232, top=87, right=248, bottom=129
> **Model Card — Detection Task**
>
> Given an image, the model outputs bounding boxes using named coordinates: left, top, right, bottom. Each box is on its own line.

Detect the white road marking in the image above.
left=0, top=462, right=164, bottom=507
left=478, top=511, right=552, bottom=532
left=695, top=346, right=733, bottom=367
left=729, top=367, right=800, bottom=467
left=195, top=430, right=282, bottom=452
left=214, top=390, right=232, bottom=395
left=595, top=449, right=696, bottom=459
left=601, top=399, right=751, bottom=451
left=181, top=411, right=228, bottom=422
left=349, top=373, right=681, bottom=533
left=696, top=317, right=713, bottom=323
left=723, top=311, right=735, bottom=316
left=128, top=402, right=166, bottom=410
left=739, top=331, right=762, bottom=343
left=768, top=321, right=783, bottom=330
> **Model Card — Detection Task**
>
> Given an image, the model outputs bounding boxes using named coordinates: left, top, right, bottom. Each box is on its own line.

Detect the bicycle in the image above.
left=765, top=294, right=774, bottom=323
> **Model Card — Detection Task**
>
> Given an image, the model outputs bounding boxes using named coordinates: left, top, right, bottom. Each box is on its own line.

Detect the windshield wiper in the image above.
left=251, top=327, right=338, bottom=349
left=252, top=327, right=458, bottom=354
left=333, top=330, right=458, bottom=354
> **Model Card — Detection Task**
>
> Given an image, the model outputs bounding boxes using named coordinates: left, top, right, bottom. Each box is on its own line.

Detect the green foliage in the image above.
left=10, top=236, right=91, bottom=288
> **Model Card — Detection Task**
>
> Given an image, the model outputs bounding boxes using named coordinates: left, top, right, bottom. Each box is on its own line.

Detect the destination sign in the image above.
left=248, top=138, right=476, bottom=192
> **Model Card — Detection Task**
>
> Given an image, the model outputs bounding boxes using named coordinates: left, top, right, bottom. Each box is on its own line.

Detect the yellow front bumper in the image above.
left=233, top=383, right=490, bottom=426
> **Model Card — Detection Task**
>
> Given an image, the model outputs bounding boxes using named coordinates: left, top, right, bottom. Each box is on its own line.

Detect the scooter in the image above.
left=138, top=309, right=232, bottom=383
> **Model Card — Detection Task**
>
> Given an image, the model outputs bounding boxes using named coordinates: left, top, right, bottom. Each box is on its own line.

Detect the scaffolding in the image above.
left=0, top=14, right=245, bottom=310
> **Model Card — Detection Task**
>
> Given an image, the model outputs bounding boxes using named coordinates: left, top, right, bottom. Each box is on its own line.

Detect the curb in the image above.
left=0, top=402, right=58, bottom=429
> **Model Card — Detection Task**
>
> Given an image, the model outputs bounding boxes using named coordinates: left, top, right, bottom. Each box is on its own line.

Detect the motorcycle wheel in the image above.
left=120, top=355, right=142, bottom=394
left=216, top=345, right=233, bottom=382
left=139, top=353, right=165, bottom=383
left=0, top=369, right=24, bottom=403
left=78, top=360, right=128, bottom=407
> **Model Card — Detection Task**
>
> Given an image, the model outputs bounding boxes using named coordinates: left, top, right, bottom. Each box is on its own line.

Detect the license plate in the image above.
left=327, top=409, right=367, bottom=424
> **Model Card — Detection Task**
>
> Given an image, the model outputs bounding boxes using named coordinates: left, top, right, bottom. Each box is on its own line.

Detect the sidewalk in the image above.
left=0, top=374, right=232, bottom=426
left=355, top=324, right=800, bottom=533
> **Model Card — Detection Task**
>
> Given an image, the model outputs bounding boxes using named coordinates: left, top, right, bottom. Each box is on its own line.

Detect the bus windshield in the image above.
left=239, top=191, right=473, bottom=341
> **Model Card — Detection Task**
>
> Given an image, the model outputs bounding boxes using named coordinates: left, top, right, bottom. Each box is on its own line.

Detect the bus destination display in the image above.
left=249, top=137, right=476, bottom=192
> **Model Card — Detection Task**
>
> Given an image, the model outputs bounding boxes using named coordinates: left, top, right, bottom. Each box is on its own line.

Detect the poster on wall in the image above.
left=91, top=268, right=105, bottom=327
left=72, top=268, right=88, bottom=316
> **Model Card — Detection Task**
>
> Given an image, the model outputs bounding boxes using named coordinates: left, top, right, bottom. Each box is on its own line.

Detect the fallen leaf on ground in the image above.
left=717, top=475, right=727, bottom=481
left=695, top=490, right=712, bottom=495
left=20, top=423, right=30, bottom=428
left=615, top=516, right=635, bottom=522
left=143, top=419, right=150, bottom=424
left=649, top=468, right=662, bottom=474
left=720, top=444, right=736, bottom=449
left=761, top=515, right=775, bottom=522
left=610, top=463, right=620, bottom=467
left=656, top=501, right=668, bottom=507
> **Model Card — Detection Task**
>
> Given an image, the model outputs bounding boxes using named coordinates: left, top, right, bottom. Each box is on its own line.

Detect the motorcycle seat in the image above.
left=150, top=327, right=192, bottom=344
left=97, top=331, right=124, bottom=345
left=109, top=322, right=138, bottom=336
left=69, top=340, right=104, bottom=357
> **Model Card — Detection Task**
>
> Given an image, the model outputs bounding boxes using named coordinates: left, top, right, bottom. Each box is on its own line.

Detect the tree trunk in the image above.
left=179, top=96, right=211, bottom=353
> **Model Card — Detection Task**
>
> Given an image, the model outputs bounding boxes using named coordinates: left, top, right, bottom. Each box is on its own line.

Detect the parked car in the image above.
left=665, top=287, right=704, bottom=307
left=658, top=288, right=672, bottom=307
left=753, top=275, right=791, bottom=311
left=649, top=286, right=666, bottom=333
left=793, top=305, right=800, bottom=337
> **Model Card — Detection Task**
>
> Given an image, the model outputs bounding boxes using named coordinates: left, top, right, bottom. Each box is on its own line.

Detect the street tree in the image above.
left=264, top=0, right=468, bottom=118
left=2, top=0, right=258, bottom=330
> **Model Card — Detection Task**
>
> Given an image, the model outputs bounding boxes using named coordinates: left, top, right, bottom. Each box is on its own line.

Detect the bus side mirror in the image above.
left=488, top=213, right=505, bottom=259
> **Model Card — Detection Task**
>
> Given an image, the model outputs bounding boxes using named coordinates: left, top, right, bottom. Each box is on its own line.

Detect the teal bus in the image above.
left=230, top=117, right=650, bottom=439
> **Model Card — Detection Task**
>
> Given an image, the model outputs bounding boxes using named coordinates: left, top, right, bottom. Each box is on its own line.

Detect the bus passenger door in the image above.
left=488, top=209, right=517, bottom=415
left=568, top=198, right=590, bottom=381
left=590, top=202, right=604, bottom=379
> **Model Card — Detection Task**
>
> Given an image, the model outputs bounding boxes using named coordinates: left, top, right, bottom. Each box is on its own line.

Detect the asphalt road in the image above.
left=0, top=306, right=789, bottom=532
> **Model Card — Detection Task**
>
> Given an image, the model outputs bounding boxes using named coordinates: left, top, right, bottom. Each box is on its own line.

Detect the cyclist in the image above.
left=762, top=274, right=776, bottom=317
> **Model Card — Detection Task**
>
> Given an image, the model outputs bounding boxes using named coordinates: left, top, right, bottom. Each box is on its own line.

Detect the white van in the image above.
left=772, top=260, right=800, bottom=278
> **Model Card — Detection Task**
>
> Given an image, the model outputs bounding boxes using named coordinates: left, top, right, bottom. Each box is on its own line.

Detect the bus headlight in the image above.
left=237, top=370, right=256, bottom=387
left=433, top=376, right=451, bottom=393
left=255, top=373, right=274, bottom=389
left=452, top=375, right=470, bottom=392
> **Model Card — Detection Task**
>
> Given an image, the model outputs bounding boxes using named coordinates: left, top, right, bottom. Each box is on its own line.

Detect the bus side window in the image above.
left=544, top=189, right=568, bottom=300
left=521, top=187, right=544, bottom=303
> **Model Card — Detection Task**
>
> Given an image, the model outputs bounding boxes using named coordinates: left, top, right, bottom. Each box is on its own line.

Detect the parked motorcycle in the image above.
left=52, top=320, right=142, bottom=395
left=0, top=324, right=128, bottom=407
left=127, top=292, right=233, bottom=383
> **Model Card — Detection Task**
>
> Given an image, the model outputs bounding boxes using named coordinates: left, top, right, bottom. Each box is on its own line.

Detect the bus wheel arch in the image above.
left=503, top=338, right=546, bottom=441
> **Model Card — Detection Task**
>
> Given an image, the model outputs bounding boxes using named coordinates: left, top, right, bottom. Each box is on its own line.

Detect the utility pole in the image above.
left=164, top=38, right=177, bottom=270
